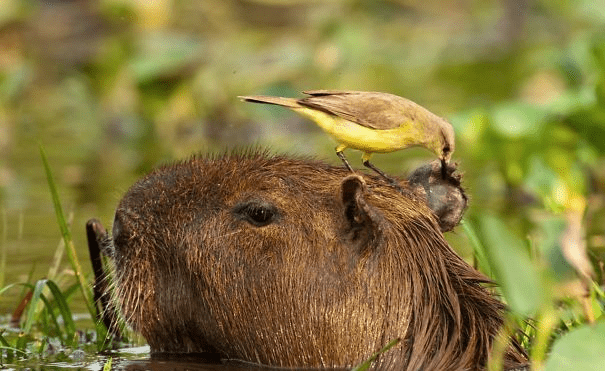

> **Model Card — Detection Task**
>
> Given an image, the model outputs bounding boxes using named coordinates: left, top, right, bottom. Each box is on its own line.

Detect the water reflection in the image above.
left=115, top=353, right=348, bottom=371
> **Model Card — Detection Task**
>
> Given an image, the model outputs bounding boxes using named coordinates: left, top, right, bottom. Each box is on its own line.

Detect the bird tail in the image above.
left=238, top=95, right=301, bottom=108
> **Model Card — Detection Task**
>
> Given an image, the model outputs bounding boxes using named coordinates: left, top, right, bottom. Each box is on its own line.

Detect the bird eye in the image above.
left=232, top=201, right=279, bottom=227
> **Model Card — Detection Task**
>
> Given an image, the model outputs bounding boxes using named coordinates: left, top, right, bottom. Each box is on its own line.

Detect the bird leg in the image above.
left=361, top=153, right=405, bottom=193
left=335, top=145, right=355, bottom=173
left=363, top=160, right=403, bottom=190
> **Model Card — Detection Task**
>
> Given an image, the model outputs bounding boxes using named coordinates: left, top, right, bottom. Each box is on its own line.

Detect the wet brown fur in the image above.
left=105, top=150, right=527, bottom=370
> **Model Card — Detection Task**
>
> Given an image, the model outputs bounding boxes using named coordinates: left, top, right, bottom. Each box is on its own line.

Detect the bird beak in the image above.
left=440, top=151, right=452, bottom=179
left=440, top=158, right=448, bottom=179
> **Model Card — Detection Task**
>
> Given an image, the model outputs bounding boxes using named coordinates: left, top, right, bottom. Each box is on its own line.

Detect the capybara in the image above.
left=91, top=151, right=527, bottom=370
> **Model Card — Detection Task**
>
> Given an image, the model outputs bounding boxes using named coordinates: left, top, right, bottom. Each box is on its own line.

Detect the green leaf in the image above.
left=535, top=217, right=576, bottom=279
left=544, top=320, right=605, bottom=371
left=490, top=102, right=548, bottom=138
left=565, top=106, right=605, bottom=153
left=130, top=32, right=204, bottom=84
left=478, top=215, right=545, bottom=316
left=523, top=156, right=558, bottom=203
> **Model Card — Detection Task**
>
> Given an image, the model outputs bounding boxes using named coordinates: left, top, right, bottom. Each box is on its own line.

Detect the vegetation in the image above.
left=1, top=0, right=604, bottom=370
left=0, top=146, right=117, bottom=367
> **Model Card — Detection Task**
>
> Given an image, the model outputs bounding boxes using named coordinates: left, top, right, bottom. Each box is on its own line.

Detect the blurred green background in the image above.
left=0, top=0, right=604, bottom=323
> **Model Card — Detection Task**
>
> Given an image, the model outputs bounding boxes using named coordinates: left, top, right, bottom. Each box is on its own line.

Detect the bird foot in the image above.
left=362, top=160, right=408, bottom=195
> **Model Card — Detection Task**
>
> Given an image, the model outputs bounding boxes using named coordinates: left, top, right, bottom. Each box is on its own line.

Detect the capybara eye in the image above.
left=232, top=201, right=279, bottom=227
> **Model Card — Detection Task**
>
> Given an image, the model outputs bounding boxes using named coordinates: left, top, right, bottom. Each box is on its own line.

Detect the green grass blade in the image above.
left=18, top=263, right=36, bottom=304
left=38, top=292, right=64, bottom=340
left=44, top=279, right=76, bottom=340
left=23, top=279, right=48, bottom=333
left=0, top=282, right=20, bottom=296
left=1, top=209, right=6, bottom=288
left=47, top=231, right=67, bottom=281
left=15, top=332, right=31, bottom=352
left=0, top=331, right=10, bottom=347
left=39, top=145, right=96, bottom=320
left=22, top=279, right=76, bottom=345
left=0, top=345, right=26, bottom=356
left=351, top=338, right=401, bottom=371
left=460, top=219, right=492, bottom=277
left=62, top=281, right=81, bottom=300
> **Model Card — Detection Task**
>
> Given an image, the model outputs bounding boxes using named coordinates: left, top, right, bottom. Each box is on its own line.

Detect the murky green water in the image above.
left=2, top=343, right=349, bottom=371
left=3, top=344, right=288, bottom=371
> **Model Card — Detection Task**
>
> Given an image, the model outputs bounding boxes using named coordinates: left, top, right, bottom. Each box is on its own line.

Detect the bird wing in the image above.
left=299, top=91, right=426, bottom=131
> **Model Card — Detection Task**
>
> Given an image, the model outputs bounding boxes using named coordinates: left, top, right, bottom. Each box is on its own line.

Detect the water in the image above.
left=1, top=344, right=348, bottom=371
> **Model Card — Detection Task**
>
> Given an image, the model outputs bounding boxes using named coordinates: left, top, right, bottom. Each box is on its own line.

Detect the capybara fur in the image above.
left=100, top=151, right=527, bottom=370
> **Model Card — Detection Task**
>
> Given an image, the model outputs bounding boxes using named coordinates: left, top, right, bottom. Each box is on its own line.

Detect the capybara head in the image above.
left=105, top=151, right=527, bottom=370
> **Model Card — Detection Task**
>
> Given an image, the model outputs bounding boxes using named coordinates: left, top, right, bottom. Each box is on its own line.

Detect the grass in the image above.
left=351, top=338, right=401, bottom=371
left=1, top=210, right=6, bottom=289
left=39, top=145, right=96, bottom=322
left=0, top=146, right=119, bottom=366
left=0, top=147, right=604, bottom=370
left=462, top=217, right=605, bottom=371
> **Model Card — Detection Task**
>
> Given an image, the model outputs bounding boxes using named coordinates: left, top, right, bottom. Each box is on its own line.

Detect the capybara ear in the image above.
left=341, top=175, right=383, bottom=246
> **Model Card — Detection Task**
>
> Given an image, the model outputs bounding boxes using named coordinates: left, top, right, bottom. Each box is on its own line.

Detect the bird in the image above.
left=239, top=90, right=455, bottom=182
